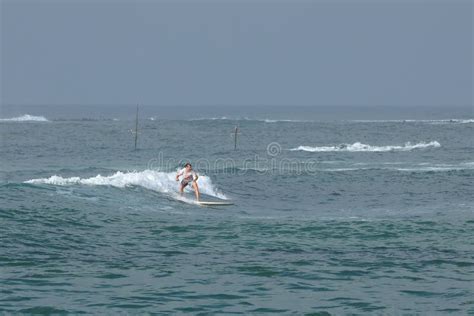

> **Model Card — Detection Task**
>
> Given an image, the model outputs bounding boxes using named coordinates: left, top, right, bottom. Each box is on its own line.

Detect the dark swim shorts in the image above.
left=181, top=176, right=194, bottom=187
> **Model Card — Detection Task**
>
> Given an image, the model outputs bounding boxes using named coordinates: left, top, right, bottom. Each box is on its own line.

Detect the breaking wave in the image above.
left=350, top=119, right=473, bottom=124
left=25, top=170, right=227, bottom=200
left=290, top=141, right=441, bottom=152
left=261, top=119, right=308, bottom=123
left=0, top=114, right=49, bottom=122
left=189, top=117, right=309, bottom=123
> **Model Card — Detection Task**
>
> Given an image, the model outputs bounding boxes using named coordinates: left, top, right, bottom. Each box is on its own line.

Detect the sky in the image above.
left=1, top=0, right=472, bottom=107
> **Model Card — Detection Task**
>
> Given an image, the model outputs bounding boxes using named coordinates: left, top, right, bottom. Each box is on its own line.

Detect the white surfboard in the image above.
left=197, top=201, right=234, bottom=206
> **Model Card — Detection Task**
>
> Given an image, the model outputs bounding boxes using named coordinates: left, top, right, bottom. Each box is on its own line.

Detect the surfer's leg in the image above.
left=179, top=182, right=187, bottom=194
left=192, top=182, right=200, bottom=201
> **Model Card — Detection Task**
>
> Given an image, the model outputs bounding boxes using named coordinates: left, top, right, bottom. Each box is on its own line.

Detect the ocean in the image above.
left=1, top=105, right=473, bottom=314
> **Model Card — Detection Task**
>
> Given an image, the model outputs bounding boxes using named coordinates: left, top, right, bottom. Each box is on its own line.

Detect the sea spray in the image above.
left=290, top=141, right=441, bottom=152
left=0, top=114, right=49, bottom=122
left=25, top=170, right=228, bottom=200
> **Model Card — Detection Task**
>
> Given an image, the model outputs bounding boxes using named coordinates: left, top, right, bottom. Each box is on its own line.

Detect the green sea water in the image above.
left=1, top=105, right=473, bottom=314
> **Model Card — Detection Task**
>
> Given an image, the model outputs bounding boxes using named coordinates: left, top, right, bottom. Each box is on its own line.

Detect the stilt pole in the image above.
left=134, top=104, right=139, bottom=150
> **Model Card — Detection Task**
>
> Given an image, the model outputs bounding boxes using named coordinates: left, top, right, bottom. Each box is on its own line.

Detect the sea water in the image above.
left=1, top=105, right=473, bottom=314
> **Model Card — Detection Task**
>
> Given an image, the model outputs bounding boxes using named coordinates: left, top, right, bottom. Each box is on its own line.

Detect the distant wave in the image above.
left=396, top=167, right=468, bottom=172
left=0, top=114, right=49, bottom=122
left=397, top=162, right=474, bottom=172
left=350, top=119, right=473, bottom=124
left=189, top=116, right=229, bottom=121
left=189, top=117, right=309, bottom=123
left=52, top=118, right=119, bottom=122
left=290, top=141, right=441, bottom=152
left=187, top=118, right=473, bottom=124
left=428, top=119, right=474, bottom=124
left=261, top=119, right=308, bottom=123
left=25, top=170, right=227, bottom=200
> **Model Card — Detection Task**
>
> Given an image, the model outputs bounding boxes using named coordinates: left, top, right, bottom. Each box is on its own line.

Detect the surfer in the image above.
left=176, top=163, right=200, bottom=201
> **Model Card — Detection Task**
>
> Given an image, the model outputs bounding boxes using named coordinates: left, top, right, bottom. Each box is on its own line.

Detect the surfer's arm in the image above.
left=176, top=169, right=183, bottom=181
left=193, top=172, right=198, bottom=181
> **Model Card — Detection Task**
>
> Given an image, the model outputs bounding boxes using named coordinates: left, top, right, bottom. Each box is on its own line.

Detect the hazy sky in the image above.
left=1, top=0, right=472, bottom=106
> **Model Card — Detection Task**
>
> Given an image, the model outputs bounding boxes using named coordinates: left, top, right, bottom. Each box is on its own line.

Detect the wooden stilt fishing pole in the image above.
left=134, top=104, right=139, bottom=150
left=233, top=125, right=240, bottom=150
left=130, top=104, right=139, bottom=150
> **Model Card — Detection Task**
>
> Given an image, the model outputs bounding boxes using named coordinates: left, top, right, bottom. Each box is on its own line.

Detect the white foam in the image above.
left=25, top=170, right=228, bottom=200
left=396, top=167, right=465, bottom=172
left=190, top=116, right=229, bottom=121
left=189, top=117, right=309, bottom=123
left=262, top=119, right=308, bottom=123
left=396, top=162, right=474, bottom=172
left=350, top=119, right=473, bottom=124
left=324, top=168, right=360, bottom=172
left=425, top=119, right=474, bottom=125
left=290, top=141, right=441, bottom=152
left=0, top=114, right=49, bottom=122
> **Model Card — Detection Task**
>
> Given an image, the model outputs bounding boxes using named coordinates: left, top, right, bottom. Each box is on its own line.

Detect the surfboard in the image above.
left=197, top=201, right=234, bottom=206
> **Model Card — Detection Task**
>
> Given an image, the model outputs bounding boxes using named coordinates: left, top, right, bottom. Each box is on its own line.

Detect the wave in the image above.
left=428, top=119, right=474, bottom=124
left=188, top=118, right=473, bottom=124
left=261, top=119, right=308, bottom=123
left=396, top=162, right=474, bottom=172
left=188, top=117, right=309, bottom=123
left=52, top=118, right=119, bottom=122
left=189, top=116, right=229, bottom=121
left=396, top=167, right=468, bottom=172
left=0, top=114, right=49, bottom=122
left=25, top=170, right=227, bottom=200
left=350, top=119, right=473, bottom=124
left=290, top=141, right=441, bottom=152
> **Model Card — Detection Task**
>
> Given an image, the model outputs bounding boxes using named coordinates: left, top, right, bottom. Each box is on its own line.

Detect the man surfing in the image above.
left=176, top=163, right=200, bottom=201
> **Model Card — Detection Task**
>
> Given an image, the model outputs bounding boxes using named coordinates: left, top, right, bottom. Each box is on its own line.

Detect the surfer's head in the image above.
left=184, top=163, right=192, bottom=170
